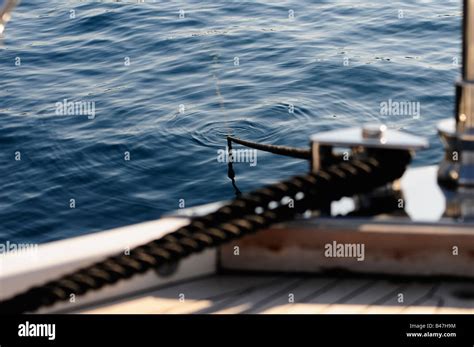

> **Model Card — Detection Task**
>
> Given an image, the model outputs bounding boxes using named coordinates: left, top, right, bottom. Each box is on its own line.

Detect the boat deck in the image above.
left=81, top=273, right=474, bottom=314
left=3, top=166, right=473, bottom=314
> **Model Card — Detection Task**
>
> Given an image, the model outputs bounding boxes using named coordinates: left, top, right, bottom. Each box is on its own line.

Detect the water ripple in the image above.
left=0, top=0, right=461, bottom=243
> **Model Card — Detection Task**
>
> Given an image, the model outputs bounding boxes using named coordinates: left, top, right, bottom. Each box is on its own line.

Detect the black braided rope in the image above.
left=0, top=149, right=411, bottom=314
left=227, top=136, right=311, bottom=159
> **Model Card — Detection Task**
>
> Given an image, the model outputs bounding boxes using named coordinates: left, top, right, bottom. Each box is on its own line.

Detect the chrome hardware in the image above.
left=310, top=124, right=428, bottom=216
left=310, top=124, right=428, bottom=173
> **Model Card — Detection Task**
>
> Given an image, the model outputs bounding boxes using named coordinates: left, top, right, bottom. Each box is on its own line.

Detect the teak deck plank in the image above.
left=249, top=278, right=337, bottom=314
left=362, top=283, right=429, bottom=313
left=198, top=277, right=302, bottom=314
left=84, top=275, right=278, bottom=314
left=82, top=275, right=474, bottom=314
left=320, top=280, right=403, bottom=314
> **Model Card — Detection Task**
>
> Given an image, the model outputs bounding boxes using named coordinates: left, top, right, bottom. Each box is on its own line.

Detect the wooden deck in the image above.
left=81, top=274, right=474, bottom=314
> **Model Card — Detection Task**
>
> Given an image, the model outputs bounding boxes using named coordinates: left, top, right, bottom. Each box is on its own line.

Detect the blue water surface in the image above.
left=0, top=0, right=462, bottom=243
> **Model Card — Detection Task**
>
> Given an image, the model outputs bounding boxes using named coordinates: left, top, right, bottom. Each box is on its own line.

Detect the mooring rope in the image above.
left=226, top=136, right=312, bottom=196
left=227, top=136, right=311, bottom=160
left=226, top=137, right=242, bottom=196
left=0, top=149, right=411, bottom=314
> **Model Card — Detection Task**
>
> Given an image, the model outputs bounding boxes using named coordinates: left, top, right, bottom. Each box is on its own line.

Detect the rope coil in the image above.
left=0, top=149, right=411, bottom=314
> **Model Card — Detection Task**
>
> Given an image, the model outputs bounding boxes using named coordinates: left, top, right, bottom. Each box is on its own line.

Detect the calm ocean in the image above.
left=0, top=0, right=461, bottom=243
